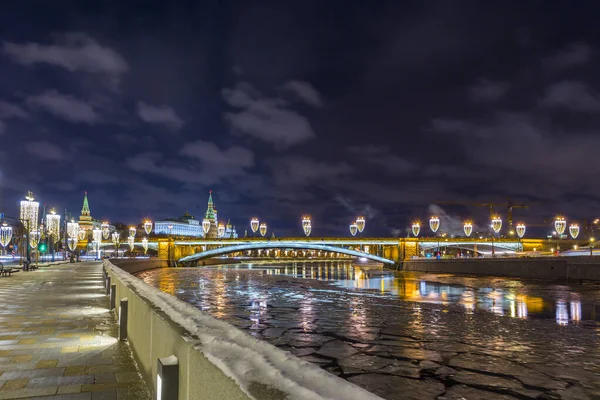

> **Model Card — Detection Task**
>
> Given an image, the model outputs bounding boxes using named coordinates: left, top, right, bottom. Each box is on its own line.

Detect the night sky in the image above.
left=1, top=1, right=599, bottom=237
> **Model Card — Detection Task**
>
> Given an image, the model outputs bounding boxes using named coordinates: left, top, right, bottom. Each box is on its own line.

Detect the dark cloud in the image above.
left=137, top=102, right=184, bottom=130
left=280, top=81, right=323, bottom=107
left=347, top=145, right=413, bottom=175
left=222, top=82, right=316, bottom=148
left=467, top=79, right=510, bottom=102
left=2, top=33, right=128, bottom=85
left=26, top=90, right=99, bottom=123
left=24, top=141, right=64, bottom=161
left=543, top=42, right=592, bottom=71
left=540, top=81, right=600, bottom=112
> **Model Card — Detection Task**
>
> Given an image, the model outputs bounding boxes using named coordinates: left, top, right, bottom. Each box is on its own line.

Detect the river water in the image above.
left=136, top=263, right=600, bottom=399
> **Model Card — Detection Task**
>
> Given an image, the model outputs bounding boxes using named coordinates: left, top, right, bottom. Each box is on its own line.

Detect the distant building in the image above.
left=155, top=212, right=205, bottom=237
left=154, top=191, right=238, bottom=238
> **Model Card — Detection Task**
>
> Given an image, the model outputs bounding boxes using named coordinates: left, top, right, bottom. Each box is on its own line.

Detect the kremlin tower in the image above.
left=204, top=191, right=218, bottom=238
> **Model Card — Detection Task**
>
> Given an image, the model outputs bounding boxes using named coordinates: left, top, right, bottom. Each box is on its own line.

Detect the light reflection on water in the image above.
left=259, top=263, right=598, bottom=324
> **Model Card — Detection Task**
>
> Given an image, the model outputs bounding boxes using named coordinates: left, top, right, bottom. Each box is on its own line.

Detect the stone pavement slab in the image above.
left=0, top=262, right=151, bottom=399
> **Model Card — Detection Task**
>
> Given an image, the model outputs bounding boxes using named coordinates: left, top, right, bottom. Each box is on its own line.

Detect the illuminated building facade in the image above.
left=20, top=191, right=39, bottom=232
left=155, top=212, right=205, bottom=237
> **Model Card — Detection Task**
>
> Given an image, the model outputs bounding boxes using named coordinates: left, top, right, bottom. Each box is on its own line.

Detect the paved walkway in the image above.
left=0, top=261, right=151, bottom=399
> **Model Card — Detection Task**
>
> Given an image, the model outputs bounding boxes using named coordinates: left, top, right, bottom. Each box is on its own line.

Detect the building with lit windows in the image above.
left=155, top=212, right=205, bottom=237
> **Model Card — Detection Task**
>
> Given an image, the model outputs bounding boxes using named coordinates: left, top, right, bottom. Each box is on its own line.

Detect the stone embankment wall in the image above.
left=103, top=260, right=381, bottom=400
left=401, top=256, right=600, bottom=281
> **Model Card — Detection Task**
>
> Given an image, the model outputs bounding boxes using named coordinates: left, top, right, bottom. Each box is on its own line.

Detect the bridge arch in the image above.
left=178, top=242, right=395, bottom=265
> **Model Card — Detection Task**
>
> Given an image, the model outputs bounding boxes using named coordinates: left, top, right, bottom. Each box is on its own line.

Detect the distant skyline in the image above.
left=1, top=1, right=599, bottom=236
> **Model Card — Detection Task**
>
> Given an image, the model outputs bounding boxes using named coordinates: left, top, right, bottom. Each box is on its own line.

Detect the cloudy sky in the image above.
left=1, top=1, right=599, bottom=236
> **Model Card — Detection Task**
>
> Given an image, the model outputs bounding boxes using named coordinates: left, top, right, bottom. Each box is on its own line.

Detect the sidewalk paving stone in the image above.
left=0, top=262, right=151, bottom=400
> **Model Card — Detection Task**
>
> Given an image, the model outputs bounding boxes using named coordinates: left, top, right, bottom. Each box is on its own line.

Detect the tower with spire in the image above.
left=204, top=190, right=218, bottom=238
left=78, top=191, right=94, bottom=234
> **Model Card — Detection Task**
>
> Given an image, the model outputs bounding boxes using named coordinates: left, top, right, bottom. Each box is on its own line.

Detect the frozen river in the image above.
left=137, top=263, right=600, bottom=399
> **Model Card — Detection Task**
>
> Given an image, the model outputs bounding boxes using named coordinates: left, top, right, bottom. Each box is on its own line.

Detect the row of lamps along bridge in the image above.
left=410, top=216, right=584, bottom=240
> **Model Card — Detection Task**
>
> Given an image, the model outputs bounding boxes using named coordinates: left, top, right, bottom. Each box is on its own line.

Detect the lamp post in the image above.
left=46, top=209, right=61, bottom=262
left=569, top=224, right=579, bottom=239
left=412, top=222, right=420, bottom=237
left=142, top=237, right=148, bottom=255
left=92, top=227, right=102, bottom=260
left=2, top=216, right=31, bottom=263
left=429, top=216, right=440, bottom=257
left=112, top=232, right=120, bottom=258
left=516, top=223, right=526, bottom=251
left=349, top=223, right=358, bottom=237
left=0, top=223, right=13, bottom=256
left=491, top=216, right=502, bottom=257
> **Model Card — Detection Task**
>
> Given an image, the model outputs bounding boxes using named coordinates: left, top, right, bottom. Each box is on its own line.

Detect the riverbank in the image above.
left=400, top=256, right=600, bottom=281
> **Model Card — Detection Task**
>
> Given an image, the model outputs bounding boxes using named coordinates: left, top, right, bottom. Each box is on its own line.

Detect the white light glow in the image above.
left=0, top=223, right=13, bottom=248
left=250, top=218, right=259, bottom=233
left=78, top=225, right=87, bottom=241
left=20, top=191, right=39, bottom=233
left=569, top=224, right=579, bottom=239
left=217, top=224, right=225, bottom=238
left=429, top=216, right=440, bottom=233
left=555, top=217, right=566, bottom=236
left=516, top=223, right=526, bottom=239
left=463, top=222, right=473, bottom=237
left=142, top=237, right=148, bottom=253
left=349, top=224, right=358, bottom=236
left=127, top=236, right=134, bottom=250
left=412, top=222, right=420, bottom=237
left=46, top=209, right=61, bottom=244
left=102, top=222, right=110, bottom=240
left=259, top=223, right=267, bottom=237
left=67, top=221, right=79, bottom=240
left=491, top=216, right=502, bottom=234
left=92, top=227, right=102, bottom=244
left=202, top=219, right=211, bottom=234
left=144, top=220, right=153, bottom=235
left=67, top=238, right=78, bottom=251
left=356, top=217, right=365, bottom=233
left=29, top=230, right=40, bottom=247
left=129, top=226, right=136, bottom=238
left=302, top=216, right=312, bottom=237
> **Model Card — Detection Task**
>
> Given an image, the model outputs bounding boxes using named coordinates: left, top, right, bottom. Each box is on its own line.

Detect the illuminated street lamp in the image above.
left=0, top=223, right=13, bottom=251
left=250, top=218, right=259, bottom=234
left=349, top=223, right=358, bottom=237
left=142, top=237, right=148, bottom=254
left=491, top=216, right=502, bottom=234
left=259, top=223, right=267, bottom=237
left=202, top=219, right=211, bottom=235
left=516, top=223, right=526, bottom=252
left=554, top=217, right=566, bottom=237
left=463, top=221, right=473, bottom=237
left=144, top=220, right=153, bottom=235
left=356, top=217, right=365, bottom=233
left=67, top=238, right=78, bottom=252
left=217, top=223, right=225, bottom=238
left=112, top=232, right=120, bottom=257
left=46, top=209, right=61, bottom=261
left=29, top=230, right=40, bottom=248
left=92, top=227, right=102, bottom=260
left=78, top=226, right=87, bottom=241
left=429, top=216, right=440, bottom=233
left=67, top=221, right=79, bottom=240
left=127, top=236, right=134, bottom=252
left=102, top=222, right=110, bottom=240
left=129, top=226, right=136, bottom=239
left=490, top=216, right=502, bottom=258
left=412, top=222, right=420, bottom=237
left=569, top=224, right=579, bottom=239
left=590, top=237, right=596, bottom=256
left=302, top=216, right=312, bottom=237
left=516, top=223, right=526, bottom=239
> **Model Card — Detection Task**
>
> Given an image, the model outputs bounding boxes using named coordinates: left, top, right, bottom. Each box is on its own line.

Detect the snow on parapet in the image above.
left=105, top=261, right=383, bottom=400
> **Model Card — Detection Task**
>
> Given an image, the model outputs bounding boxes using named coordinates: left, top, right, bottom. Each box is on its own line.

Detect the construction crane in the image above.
left=433, top=198, right=528, bottom=228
